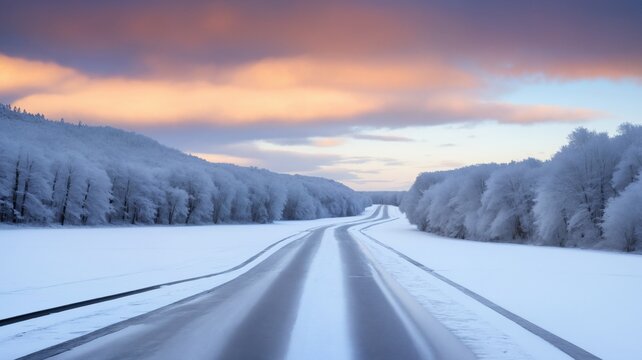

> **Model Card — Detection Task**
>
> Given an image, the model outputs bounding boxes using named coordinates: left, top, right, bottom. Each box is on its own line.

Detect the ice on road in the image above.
left=4, top=205, right=633, bottom=360
left=19, top=206, right=474, bottom=360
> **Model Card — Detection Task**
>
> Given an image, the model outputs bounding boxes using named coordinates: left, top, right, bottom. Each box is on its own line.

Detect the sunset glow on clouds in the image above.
left=2, top=0, right=641, bottom=189
left=2, top=54, right=598, bottom=126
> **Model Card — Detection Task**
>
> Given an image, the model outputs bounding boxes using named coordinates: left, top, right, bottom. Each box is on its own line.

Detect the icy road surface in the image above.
left=14, top=207, right=474, bottom=360
left=3, top=206, right=632, bottom=359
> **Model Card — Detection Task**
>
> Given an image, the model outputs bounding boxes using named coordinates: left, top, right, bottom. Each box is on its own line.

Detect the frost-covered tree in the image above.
left=16, top=153, right=53, bottom=223
left=0, top=143, right=17, bottom=222
left=0, top=104, right=367, bottom=227
left=602, top=176, right=642, bottom=252
left=402, top=124, right=641, bottom=252
left=0, top=144, right=53, bottom=223
left=421, top=178, right=461, bottom=236
left=79, top=165, right=112, bottom=225
left=477, top=159, right=541, bottom=242
left=167, top=168, right=215, bottom=224
left=361, top=191, right=405, bottom=206
left=283, top=182, right=318, bottom=220
left=162, top=186, right=188, bottom=225
left=612, top=123, right=642, bottom=193
left=534, top=128, right=620, bottom=248
left=51, top=159, right=90, bottom=225
left=209, top=168, right=237, bottom=223
left=407, top=165, right=497, bottom=238
left=400, top=172, right=445, bottom=227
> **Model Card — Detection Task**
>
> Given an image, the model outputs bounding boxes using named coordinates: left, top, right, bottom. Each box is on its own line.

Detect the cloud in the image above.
left=199, top=144, right=343, bottom=173
left=192, top=145, right=403, bottom=183
left=12, top=78, right=378, bottom=125
left=303, top=169, right=364, bottom=182
left=265, top=137, right=346, bottom=148
left=0, top=54, right=80, bottom=94
left=422, top=97, right=601, bottom=124
left=311, top=138, right=344, bottom=147
left=351, top=133, right=415, bottom=142
left=2, top=1, right=640, bottom=79
left=337, top=156, right=406, bottom=167
left=222, top=57, right=477, bottom=91
left=3, top=53, right=601, bottom=132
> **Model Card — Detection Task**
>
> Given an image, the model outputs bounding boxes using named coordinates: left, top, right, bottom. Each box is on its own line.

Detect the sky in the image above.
left=1, top=0, right=641, bottom=190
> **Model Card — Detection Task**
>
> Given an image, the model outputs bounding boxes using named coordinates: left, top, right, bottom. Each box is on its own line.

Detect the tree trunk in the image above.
left=80, top=181, right=91, bottom=224
left=11, top=158, right=21, bottom=222
left=60, top=172, right=72, bottom=225
left=122, top=179, right=131, bottom=222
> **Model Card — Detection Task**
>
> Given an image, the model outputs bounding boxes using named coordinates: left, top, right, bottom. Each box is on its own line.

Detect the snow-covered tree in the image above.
left=51, top=158, right=91, bottom=225
left=79, top=165, right=112, bottom=225
left=361, top=191, right=405, bottom=206
left=602, top=176, right=642, bottom=252
left=400, top=172, right=445, bottom=227
left=0, top=104, right=367, bottom=227
left=477, top=159, right=541, bottom=242
left=533, top=128, right=620, bottom=248
left=612, top=123, right=642, bottom=193
left=401, top=124, right=641, bottom=252
left=167, top=168, right=215, bottom=224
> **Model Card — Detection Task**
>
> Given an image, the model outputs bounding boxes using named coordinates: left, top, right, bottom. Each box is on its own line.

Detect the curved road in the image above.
left=22, top=206, right=474, bottom=360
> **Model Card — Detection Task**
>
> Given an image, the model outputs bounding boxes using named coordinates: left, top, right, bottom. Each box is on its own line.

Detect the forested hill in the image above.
left=401, top=124, right=642, bottom=253
left=0, top=104, right=369, bottom=225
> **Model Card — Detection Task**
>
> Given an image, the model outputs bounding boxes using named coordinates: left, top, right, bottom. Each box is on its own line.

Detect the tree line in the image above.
left=0, top=104, right=369, bottom=226
left=401, top=124, right=642, bottom=252
left=361, top=191, right=406, bottom=206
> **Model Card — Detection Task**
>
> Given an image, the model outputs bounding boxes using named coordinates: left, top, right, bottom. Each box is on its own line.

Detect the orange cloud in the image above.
left=3, top=53, right=600, bottom=127
left=223, top=57, right=477, bottom=91
left=424, top=97, right=600, bottom=124
left=15, top=79, right=378, bottom=125
left=312, top=138, right=344, bottom=147
left=6, top=54, right=471, bottom=125
left=0, top=54, right=81, bottom=93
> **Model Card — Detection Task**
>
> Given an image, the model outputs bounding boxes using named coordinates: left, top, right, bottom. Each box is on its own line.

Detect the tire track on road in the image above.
left=18, top=207, right=386, bottom=359
left=360, top=207, right=601, bottom=360
left=2, top=207, right=384, bottom=328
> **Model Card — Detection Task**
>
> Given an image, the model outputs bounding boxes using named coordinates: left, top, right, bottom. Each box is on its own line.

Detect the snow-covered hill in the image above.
left=0, top=104, right=369, bottom=225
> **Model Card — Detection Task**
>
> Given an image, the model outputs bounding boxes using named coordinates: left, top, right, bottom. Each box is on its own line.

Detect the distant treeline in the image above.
left=0, top=104, right=369, bottom=226
left=402, top=124, right=642, bottom=253
left=361, top=191, right=406, bottom=206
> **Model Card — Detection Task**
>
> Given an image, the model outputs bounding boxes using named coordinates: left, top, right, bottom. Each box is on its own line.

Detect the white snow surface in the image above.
left=286, top=227, right=351, bottom=360
left=0, top=207, right=377, bottom=359
left=361, top=206, right=642, bottom=360
left=3, top=205, right=641, bottom=360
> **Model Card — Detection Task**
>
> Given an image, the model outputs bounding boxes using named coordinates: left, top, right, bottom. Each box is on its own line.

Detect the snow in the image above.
left=0, top=207, right=376, bottom=359
left=3, top=204, right=639, bottom=359
left=0, top=105, right=370, bottom=227
left=401, top=124, right=642, bottom=252
left=360, top=206, right=642, bottom=360
left=286, top=227, right=352, bottom=360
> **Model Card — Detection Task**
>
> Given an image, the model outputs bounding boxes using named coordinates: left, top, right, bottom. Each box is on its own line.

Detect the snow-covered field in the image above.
left=2, top=205, right=641, bottom=360
left=360, top=206, right=642, bottom=360
left=0, top=207, right=377, bottom=359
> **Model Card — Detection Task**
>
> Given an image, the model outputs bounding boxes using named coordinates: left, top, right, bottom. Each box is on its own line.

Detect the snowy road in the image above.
left=2, top=206, right=637, bottom=360
left=19, top=206, right=474, bottom=360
